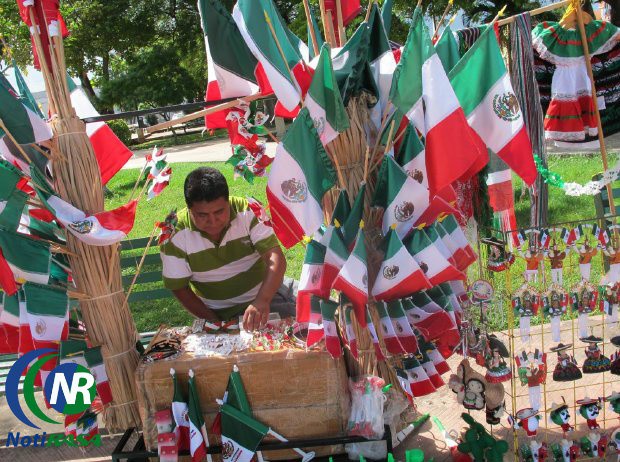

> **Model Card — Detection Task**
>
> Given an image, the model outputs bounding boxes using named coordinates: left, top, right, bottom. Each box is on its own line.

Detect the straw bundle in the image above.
left=28, top=12, right=141, bottom=430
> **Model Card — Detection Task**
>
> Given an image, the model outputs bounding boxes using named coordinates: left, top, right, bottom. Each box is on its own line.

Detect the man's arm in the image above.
left=243, top=246, right=287, bottom=331
left=172, top=287, right=221, bottom=323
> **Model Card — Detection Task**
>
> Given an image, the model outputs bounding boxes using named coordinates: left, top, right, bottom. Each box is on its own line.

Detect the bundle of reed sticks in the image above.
left=27, top=8, right=141, bottom=430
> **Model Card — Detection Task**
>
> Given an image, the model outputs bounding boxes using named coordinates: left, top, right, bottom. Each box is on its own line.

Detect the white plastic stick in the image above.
left=267, top=429, right=316, bottom=462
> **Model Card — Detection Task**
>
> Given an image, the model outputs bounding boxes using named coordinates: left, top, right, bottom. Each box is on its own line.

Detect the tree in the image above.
left=0, top=0, right=36, bottom=69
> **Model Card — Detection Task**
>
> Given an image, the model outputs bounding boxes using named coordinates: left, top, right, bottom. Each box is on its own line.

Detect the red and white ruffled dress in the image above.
left=532, top=20, right=620, bottom=142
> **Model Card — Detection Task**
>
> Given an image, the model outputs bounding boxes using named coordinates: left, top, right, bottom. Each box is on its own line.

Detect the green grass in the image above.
left=106, top=155, right=616, bottom=331
left=131, top=129, right=227, bottom=151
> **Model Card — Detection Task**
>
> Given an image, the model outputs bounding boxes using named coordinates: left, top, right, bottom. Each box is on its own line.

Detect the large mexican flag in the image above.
left=220, top=404, right=268, bottom=462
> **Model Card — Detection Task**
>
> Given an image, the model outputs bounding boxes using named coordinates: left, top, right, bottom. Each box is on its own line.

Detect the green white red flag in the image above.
left=220, top=403, right=268, bottom=462
left=332, top=226, right=368, bottom=326
left=432, top=221, right=471, bottom=272
left=423, top=224, right=457, bottom=268
left=404, top=294, right=455, bottom=345
left=306, top=295, right=324, bottom=347
left=84, top=346, right=113, bottom=405
left=343, top=305, right=358, bottom=359
left=233, top=0, right=312, bottom=112
left=342, top=183, right=365, bottom=249
left=171, top=368, right=190, bottom=451
left=0, top=80, right=52, bottom=145
left=0, top=159, right=29, bottom=232
left=435, top=25, right=460, bottom=73
left=389, top=7, right=487, bottom=195
left=266, top=108, right=336, bottom=248
left=404, top=229, right=463, bottom=286
left=0, top=229, right=51, bottom=285
left=376, top=301, right=405, bottom=355
left=419, top=336, right=450, bottom=375
left=448, top=24, right=536, bottom=185
left=372, top=227, right=430, bottom=301
left=438, top=215, right=477, bottom=267
left=365, top=307, right=386, bottom=361
left=419, top=347, right=444, bottom=389
left=306, top=44, right=350, bottom=145
left=386, top=299, right=419, bottom=354
left=148, top=166, right=172, bottom=201
left=59, top=339, right=88, bottom=367
left=296, top=239, right=328, bottom=322
left=332, top=189, right=351, bottom=227
left=321, top=224, right=349, bottom=293
left=403, top=356, right=435, bottom=397
left=0, top=291, right=19, bottom=327
left=320, top=298, right=342, bottom=358
left=188, top=369, right=209, bottom=462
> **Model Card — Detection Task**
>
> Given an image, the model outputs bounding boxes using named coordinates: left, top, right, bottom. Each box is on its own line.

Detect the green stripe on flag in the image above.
left=382, top=228, right=403, bottom=260
left=23, top=283, right=68, bottom=317
left=320, top=299, right=338, bottom=322
left=367, top=4, right=392, bottom=61
left=221, top=403, right=268, bottom=450
left=304, top=239, right=327, bottom=265
left=0, top=84, right=37, bottom=144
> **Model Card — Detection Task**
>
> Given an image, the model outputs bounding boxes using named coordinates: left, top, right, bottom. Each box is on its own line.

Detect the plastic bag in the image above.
left=347, top=376, right=387, bottom=439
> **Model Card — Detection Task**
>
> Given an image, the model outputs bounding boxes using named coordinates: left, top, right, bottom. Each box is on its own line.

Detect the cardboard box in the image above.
left=136, top=344, right=351, bottom=459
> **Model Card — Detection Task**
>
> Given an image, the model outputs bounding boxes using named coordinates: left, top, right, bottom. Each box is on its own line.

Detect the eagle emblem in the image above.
left=313, top=116, right=325, bottom=135
left=407, top=169, right=424, bottom=184
left=68, top=219, right=94, bottom=234
left=222, top=441, right=235, bottom=459
left=362, top=273, right=368, bottom=288
left=419, top=262, right=429, bottom=274
left=394, top=201, right=415, bottom=222
left=311, top=267, right=322, bottom=285
left=280, top=179, right=308, bottom=203
left=35, top=319, right=46, bottom=336
left=383, top=265, right=399, bottom=280
left=492, top=92, right=521, bottom=122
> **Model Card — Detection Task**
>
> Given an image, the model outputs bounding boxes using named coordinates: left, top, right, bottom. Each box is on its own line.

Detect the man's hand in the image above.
left=243, top=300, right=270, bottom=332
left=172, top=287, right=220, bottom=323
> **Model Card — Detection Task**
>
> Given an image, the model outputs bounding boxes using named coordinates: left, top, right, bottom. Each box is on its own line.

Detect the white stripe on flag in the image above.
left=304, top=93, right=339, bottom=145
left=221, top=435, right=256, bottom=462
left=422, top=54, right=460, bottom=132
left=486, top=170, right=512, bottom=186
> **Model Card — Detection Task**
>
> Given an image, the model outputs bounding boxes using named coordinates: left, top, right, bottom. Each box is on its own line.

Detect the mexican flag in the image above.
left=59, top=339, right=88, bottom=367
left=0, top=229, right=51, bottom=285
left=146, top=148, right=167, bottom=179
left=224, top=364, right=252, bottom=417
left=435, top=25, right=460, bottom=73
left=375, top=301, right=405, bottom=355
left=0, top=159, right=29, bottom=232
left=170, top=368, right=190, bottom=451
left=386, top=299, right=419, bottom=354
left=0, top=81, right=52, bottom=145
left=266, top=108, right=336, bottom=248
left=372, top=227, right=431, bottom=301
left=307, top=4, right=324, bottom=61
left=67, top=77, right=132, bottom=185
left=419, top=337, right=450, bottom=375
left=18, top=289, right=35, bottom=359
left=438, top=215, right=476, bottom=269
left=148, top=167, right=172, bottom=201
left=404, top=229, right=463, bottom=286
left=592, top=224, right=610, bottom=246
left=247, top=197, right=273, bottom=228
left=448, top=24, right=536, bottom=185
left=332, top=189, right=351, bottom=227
left=342, top=183, right=366, bottom=249
left=404, top=295, right=455, bottom=343
left=188, top=369, right=209, bottom=462
left=403, top=356, right=435, bottom=397
left=432, top=221, right=470, bottom=272
left=220, top=404, right=268, bottom=462
left=539, top=229, right=551, bottom=249
left=84, top=346, right=113, bottom=405
left=306, top=295, right=324, bottom=348
left=389, top=7, right=487, bottom=195
left=0, top=248, right=18, bottom=296
left=343, top=305, right=358, bottom=359
left=396, top=368, right=414, bottom=403
left=233, top=0, right=313, bottom=112
left=306, top=44, right=350, bottom=145
left=320, top=298, right=342, bottom=358
left=321, top=224, right=349, bottom=293
left=198, top=0, right=272, bottom=129
left=13, top=61, right=44, bottom=118
left=23, top=283, right=69, bottom=386
left=0, top=291, right=19, bottom=327
left=424, top=224, right=457, bottom=268
left=296, top=239, right=328, bottom=322
left=76, top=411, right=99, bottom=442
left=569, top=225, right=584, bottom=244
left=332, top=226, right=368, bottom=326
left=365, top=307, right=386, bottom=361
left=419, top=348, right=444, bottom=389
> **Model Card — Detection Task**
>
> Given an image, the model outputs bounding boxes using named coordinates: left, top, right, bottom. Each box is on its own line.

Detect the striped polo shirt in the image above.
left=161, top=196, right=279, bottom=320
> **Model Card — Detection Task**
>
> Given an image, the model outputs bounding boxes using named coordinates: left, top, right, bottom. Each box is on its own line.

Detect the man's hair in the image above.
left=184, top=167, right=229, bottom=207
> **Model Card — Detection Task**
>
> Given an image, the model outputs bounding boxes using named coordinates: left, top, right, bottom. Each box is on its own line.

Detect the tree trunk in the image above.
left=79, top=70, right=97, bottom=102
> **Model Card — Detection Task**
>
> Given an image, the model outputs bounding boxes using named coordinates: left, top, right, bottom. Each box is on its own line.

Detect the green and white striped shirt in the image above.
left=161, top=196, right=279, bottom=320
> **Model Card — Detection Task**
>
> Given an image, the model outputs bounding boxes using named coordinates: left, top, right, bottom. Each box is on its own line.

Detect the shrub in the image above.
left=107, top=119, right=132, bottom=146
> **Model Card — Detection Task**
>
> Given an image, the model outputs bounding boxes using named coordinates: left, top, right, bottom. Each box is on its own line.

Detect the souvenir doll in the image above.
left=548, top=401, right=573, bottom=434
left=606, top=391, right=620, bottom=416
left=577, top=397, right=602, bottom=430
left=579, top=432, right=607, bottom=459
left=570, top=280, right=598, bottom=338
left=550, top=343, right=582, bottom=382
left=547, top=242, right=568, bottom=285
left=610, top=348, right=620, bottom=376
left=610, top=428, right=620, bottom=460
left=602, top=238, right=620, bottom=284
left=513, top=284, right=540, bottom=343
left=550, top=439, right=579, bottom=462
left=600, top=282, right=620, bottom=328
left=519, top=244, right=544, bottom=283
left=513, top=408, right=541, bottom=437
left=573, top=239, right=598, bottom=282
left=520, top=440, right=548, bottom=462
left=542, top=285, right=568, bottom=343
left=475, top=334, right=512, bottom=383
left=581, top=335, right=611, bottom=373
left=486, top=237, right=515, bottom=272
left=515, top=350, right=547, bottom=411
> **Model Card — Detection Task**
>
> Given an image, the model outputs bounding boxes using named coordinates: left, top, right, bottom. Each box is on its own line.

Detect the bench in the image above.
left=0, top=237, right=173, bottom=395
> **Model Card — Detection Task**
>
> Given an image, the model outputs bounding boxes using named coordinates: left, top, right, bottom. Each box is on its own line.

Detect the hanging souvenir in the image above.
left=512, top=284, right=540, bottom=343
left=547, top=242, right=568, bottom=285
left=550, top=343, right=582, bottom=382
left=579, top=432, right=607, bottom=459
left=606, top=391, right=620, bottom=416
left=611, top=429, right=620, bottom=459
left=520, top=440, right=548, bottom=462
left=470, top=279, right=494, bottom=324
left=581, top=335, right=611, bottom=373
left=577, top=397, right=602, bottom=430
left=548, top=401, right=573, bottom=434
left=448, top=359, right=486, bottom=411
left=484, top=380, right=506, bottom=426
left=570, top=280, right=598, bottom=338
left=515, top=350, right=547, bottom=411
left=550, top=439, right=580, bottom=462
left=519, top=244, right=544, bottom=283
left=602, top=237, right=620, bottom=284
left=474, top=334, right=512, bottom=383
left=600, top=282, right=620, bottom=328
left=611, top=338, right=620, bottom=375
left=542, top=285, right=568, bottom=343
left=486, top=237, right=515, bottom=272
left=513, top=408, right=541, bottom=437
left=574, top=239, right=598, bottom=282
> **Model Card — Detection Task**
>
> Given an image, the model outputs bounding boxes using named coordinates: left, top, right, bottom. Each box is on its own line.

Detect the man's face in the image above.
left=189, top=198, right=230, bottom=239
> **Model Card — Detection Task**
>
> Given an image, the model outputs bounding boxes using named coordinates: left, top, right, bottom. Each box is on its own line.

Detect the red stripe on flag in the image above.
left=427, top=265, right=465, bottom=286
left=415, top=196, right=457, bottom=228
left=266, top=188, right=305, bottom=248
left=374, top=269, right=430, bottom=301
left=95, top=200, right=138, bottom=235
left=332, top=276, right=367, bottom=326
left=0, top=325, right=19, bottom=354
left=397, top=334, right=419, bottom=355
left=205, top=81, right=230, bottom=130
left=0, top=248, right=18, bottom=296
left=411, top=378, right=435, bottom=397
left=496, top=128, right=537, bottom=186
left=383, top=336, right=405, bottom=355
left=89, top=125, right=133, bottom=185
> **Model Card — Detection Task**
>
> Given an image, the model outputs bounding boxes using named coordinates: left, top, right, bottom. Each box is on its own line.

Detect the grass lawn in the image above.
left=131, top=129, right=227, bottom=151
left=106, top=154, right=616, bottom=332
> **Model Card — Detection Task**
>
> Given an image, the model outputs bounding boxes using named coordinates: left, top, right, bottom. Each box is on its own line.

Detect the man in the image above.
left=161, top=167, right=289, bottom=331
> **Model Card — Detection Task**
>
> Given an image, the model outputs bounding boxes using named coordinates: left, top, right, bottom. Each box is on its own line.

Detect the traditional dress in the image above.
left=532, top=20, right=620, bottom=142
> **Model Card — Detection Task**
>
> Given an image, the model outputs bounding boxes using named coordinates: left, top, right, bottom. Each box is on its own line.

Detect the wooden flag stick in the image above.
left=303, top=0, right=320, bottom=57
left=363, top=146, right=371, bottom=182
left=129, top=164, right=148, bottom=201
left=365, top=0, right=376, bottom=21
left=336, top=0, right=346, bottom=47
left=265, top=204, right=307, bottom=249
left=318, top=0, right=329, bottom=41
left=263, top=10, right=298, bottom=92
left=136, top=176, right=151, bottom=203
left=0, top=120, right=35, bottom=166
left=324, top=10, right=338, bottom=47
left=124, top=224, right=158, bottom=306
left=432, top=0, right=454, bottom=41
left=497, top=0, right=570, bottom=27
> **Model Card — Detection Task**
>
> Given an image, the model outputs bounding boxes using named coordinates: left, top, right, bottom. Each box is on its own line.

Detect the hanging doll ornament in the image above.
left=470, top=279, right=494, bottom=325
left=486, top=237, right=515, bottom=272
left=570, top=280, right=598, bottom=338
left=577, top=397, right=603, bottom=430
left=513, top=408, right=541, bottom=438
left=550, top=343, right=582, bottom=382
left=547, top=241, right=568, bottom=285
left=581, top=335, right=611, bottom=373
left=550, top=439, right=580, bottom=462
left=542, top=285, right=568, bottom=343
left=512, top=284, right=540, bottom=343
left=600, top=281, right=620, bottom=328
left=602, top=235, right=620, bottom=284
left=605, top=391, right=620, bottom=417
left=610, top=337, right=620, bottom=375
left=573, top=237, right=598, bottom=282
left=548, top=401, right=573, bottom=434
left=515, top=350, right=547, bottom=411
left=579, top=432, right=608, bottom=459
left=474, top=334, right=512, bottom=383
left=520, top=440, right=548, bottom=462
left=519, top=242, right=544, bottom=283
